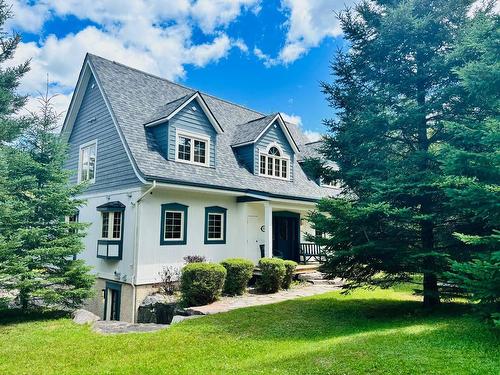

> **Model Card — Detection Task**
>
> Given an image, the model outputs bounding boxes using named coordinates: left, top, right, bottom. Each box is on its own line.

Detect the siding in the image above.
left=65, top=74, right=141, bottom=193
left=254, top=120, right=295, bottom=181
left=234, top=143, right=254, bottom=173
left=167, top=101, right=217, bottom=168
left=150, top=122, right=168, bottom=158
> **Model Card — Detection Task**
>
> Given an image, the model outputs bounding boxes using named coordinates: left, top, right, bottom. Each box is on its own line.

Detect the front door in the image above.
left=272, top=213, right=299, bottom=261
left=104, top=282, right=121, bottom=321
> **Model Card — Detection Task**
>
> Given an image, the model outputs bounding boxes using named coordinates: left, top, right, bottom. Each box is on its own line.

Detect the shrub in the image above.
left=257, top=258, right=286, bottom=293
left=282, top=260, right=298, bottom=289
left=183, top=255, right=206, bottom=264
left=180, top=263, right=226, bottom=306
left=221, top=258, right=254, bottom=296
left=156, top=265, right=181, bottom=295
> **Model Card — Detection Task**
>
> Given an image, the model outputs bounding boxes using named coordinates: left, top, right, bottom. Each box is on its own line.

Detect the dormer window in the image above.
left=259, top=144, right=290, bottom=180
left=175, top=130, right=210, bottom=167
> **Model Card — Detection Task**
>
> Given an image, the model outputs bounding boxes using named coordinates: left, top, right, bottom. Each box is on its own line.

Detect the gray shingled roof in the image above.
left=144, top=94, right=190, bottom=125
left=231, top=113, right=277, bottom=146
left=88, top=54, right=336, bottom=201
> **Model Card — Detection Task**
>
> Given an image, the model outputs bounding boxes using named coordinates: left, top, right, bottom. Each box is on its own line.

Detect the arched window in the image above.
left=268, top=147, right=280, bottom=156
left=259, top=144, right=289, bottom=179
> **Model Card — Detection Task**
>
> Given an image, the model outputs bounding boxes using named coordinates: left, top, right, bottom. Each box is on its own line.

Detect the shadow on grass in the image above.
left=0, top=309, right=69, bottom=326
left=187, top=295, right=476, bottom=343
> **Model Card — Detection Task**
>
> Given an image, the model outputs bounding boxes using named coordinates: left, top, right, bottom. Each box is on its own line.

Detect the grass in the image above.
left=0, top=288, right=498, bottom=375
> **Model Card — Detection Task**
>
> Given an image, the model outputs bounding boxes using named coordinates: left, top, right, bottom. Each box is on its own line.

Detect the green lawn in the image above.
left=1, top=289, right=498, bottom=375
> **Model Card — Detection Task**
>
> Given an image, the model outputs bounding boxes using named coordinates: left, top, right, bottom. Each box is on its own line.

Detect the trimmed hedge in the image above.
left=282, top=260, right=298, bottom=289
left=180, top=263, right=226, bottom=306
left=258, top=258, right=286, bottom=293
left=221, top=258, right=254, bottom=296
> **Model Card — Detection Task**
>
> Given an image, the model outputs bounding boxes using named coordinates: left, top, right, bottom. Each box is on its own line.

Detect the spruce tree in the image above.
left=442, top=8, right=499, bottom=324
left=0, top=92, right=94, bottom=310
left=0, top=1, right=29, bottom=145
left=310, top=0, right=496, bottom=306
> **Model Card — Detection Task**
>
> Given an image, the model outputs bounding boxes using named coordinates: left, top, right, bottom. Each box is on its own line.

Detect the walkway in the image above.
left=187, top=282, right=342, bottom=315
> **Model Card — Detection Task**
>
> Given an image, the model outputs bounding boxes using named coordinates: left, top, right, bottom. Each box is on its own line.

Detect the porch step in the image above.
left=253, top=263, right=320, bottom=276
left=297, top=272, right=343, bottom=286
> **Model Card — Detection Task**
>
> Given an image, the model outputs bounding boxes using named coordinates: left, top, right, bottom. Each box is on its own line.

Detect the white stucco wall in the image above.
left=76, top=188, right=142, bottom=283
left=76, top=184, right=318, bottom=287
left=136, top=188, right=251, bottom=284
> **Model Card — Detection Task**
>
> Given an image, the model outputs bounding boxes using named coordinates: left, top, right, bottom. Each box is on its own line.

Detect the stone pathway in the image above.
left=92, top=320, right=168, bottom=334
left=90, top=276, right=342, bottom=334
left=187, top=281, right=342, bottom=315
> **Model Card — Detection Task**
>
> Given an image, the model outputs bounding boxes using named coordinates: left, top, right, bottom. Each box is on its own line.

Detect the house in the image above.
left=61, top=54, right=340, bottom=322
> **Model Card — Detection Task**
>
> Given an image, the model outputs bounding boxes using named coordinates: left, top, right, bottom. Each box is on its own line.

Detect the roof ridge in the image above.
left=88, top=53, right=265, bottom=117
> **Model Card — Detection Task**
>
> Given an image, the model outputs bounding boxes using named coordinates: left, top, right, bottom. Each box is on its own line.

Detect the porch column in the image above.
left=263, top=201, right=273, bottom=258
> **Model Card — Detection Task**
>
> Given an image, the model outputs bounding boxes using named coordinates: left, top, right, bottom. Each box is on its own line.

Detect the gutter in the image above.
left=142, top=175, right=321, bottom=203
left=130, top=180, right=157, bottom=322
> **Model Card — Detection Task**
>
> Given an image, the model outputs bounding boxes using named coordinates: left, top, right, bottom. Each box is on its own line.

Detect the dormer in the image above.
left=145, top=92, right=222, bottom=168
left=232, top=113, right=299, bottom=181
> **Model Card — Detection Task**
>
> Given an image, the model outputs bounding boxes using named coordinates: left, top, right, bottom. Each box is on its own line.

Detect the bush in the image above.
left=258, top=258, right=286, bottom=293
left=221, top=258, right=254, bottom=296
left=183, top=255, right=206, bottom=264
left=156, top=265, right=181, bottom=295
left=180, top=263, right=226, bottom=306
left=282, top=260, right=298, bottom=289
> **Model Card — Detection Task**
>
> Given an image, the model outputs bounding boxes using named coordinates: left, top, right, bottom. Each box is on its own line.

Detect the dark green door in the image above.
left=272, top=213, right=300, bottom=261
left=104, top=282, right=121, bottom=321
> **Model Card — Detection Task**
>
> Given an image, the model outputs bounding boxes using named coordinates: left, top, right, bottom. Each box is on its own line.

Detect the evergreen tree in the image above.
left=310, top=0, right=497, bottom=307
left=0, top=91, right=95, bottom=310
left=442, top=8, right=499, bottom=324
left=0, top=1, right=30, bottom=145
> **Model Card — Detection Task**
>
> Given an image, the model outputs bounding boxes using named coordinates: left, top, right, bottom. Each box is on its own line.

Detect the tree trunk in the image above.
left=423, top=272, right=440, bottom=307
left=415, top=57, right=440, bottom=307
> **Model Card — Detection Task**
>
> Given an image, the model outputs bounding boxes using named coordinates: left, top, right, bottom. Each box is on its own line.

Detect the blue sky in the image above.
left=7, top=1, right=353, bottom=140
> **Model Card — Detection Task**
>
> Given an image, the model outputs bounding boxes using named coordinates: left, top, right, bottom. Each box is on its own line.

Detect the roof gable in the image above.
left=231, top=113, right=300, bottom=154
left=144, top=91, right=223, bottom=133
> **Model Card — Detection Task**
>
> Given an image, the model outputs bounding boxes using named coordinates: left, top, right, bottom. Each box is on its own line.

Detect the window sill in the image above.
left=174, top=158, right=210, bottom=168
left=204, top=239, right=226, bottom=245
left=258, top=173, right=290, bottom=181
left=160, top=239, right=187, bottom=246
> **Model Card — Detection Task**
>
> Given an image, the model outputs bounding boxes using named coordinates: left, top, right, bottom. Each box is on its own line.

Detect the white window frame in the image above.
left=78, top=139, right=97, bottom=184
left=163, top=210, right=185, bottom=241
left=100, top=211, right=122, bottom=240
left=207, top=212, right=224, bottom=241
left=175, top=130, right=210, bottom=167
left=258, top=143, right=290, bottom=181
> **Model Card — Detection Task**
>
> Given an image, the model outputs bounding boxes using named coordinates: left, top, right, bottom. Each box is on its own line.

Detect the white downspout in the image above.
left=130, top=180, right=157, bottom=322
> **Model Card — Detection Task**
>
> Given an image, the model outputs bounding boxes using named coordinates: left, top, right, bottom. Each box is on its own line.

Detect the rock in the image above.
left=140, top=293, right=169, bottom=306
left=72, top=309, right=100, bottom=325
left=170, top=315, right=201, bottom=324
left=137, top=294, right=179, bottom=324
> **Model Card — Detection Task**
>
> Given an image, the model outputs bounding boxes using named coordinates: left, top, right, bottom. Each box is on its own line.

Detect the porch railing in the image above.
left=299, top=243, right=325, bottom=264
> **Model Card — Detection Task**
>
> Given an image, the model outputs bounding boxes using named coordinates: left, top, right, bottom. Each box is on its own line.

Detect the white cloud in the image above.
left=233, top=38, right=249, bottom=53
left=281, top=112, right=323, bottom=143
left=304, top=130, right=322, bottom=142
left=5, top=0, right=262, bottom=123
left=5, top=1, right=51, bottom=33
left=191, top=0, right=261, bottom=34
left=253, top=46, right=277, bottom=67
left=278, top=0, right=356, bottom=64
left=280, top=112, right=302, bottom=126
left=254, top=0, right=356, bottom=66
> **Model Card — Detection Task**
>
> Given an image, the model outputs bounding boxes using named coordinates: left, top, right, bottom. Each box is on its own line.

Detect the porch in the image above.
left=238, top=196, right=324, bottom=265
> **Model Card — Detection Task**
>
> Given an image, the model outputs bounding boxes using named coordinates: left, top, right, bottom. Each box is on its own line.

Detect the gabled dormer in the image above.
left=145, top=92, right=223, bottom=168
left=232, top=113, right=299, bottom=181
